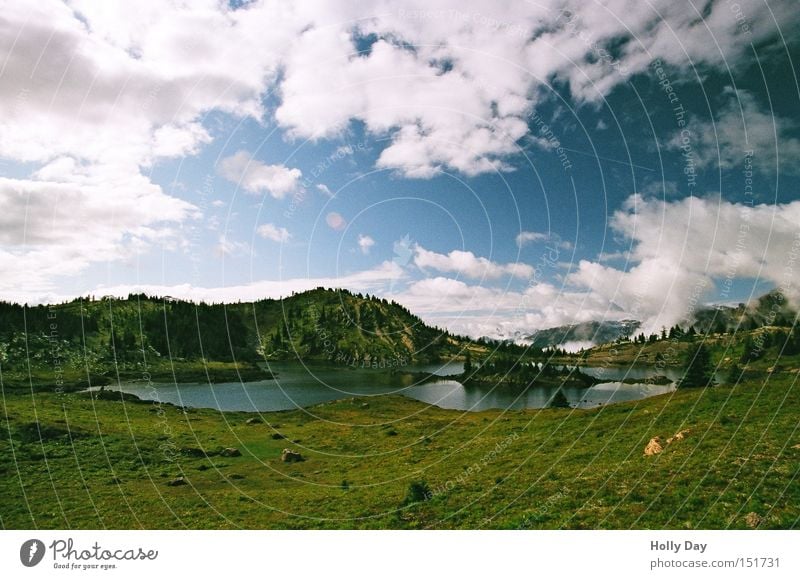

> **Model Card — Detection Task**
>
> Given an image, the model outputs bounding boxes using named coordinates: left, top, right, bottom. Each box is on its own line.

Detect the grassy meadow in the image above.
left=1, top=371, right=797, bottom=529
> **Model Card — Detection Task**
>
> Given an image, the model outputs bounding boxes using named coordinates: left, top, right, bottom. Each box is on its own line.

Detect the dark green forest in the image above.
left=0, top=288, right=479, bottom=388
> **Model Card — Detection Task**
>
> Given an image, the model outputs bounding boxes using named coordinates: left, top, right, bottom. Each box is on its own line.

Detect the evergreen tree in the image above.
left=740, top=335, right=762, bottom=363
left=679, top=343, right=714, bottom=388
left=549, top=388, right=570, bottom=408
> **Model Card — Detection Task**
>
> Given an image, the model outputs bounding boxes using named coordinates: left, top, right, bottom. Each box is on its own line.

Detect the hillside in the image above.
left=692, top=289, right=797, bottom=333
left=520, top=290, right=796, bottom=351
left=0, top=288, right=480, bottom=389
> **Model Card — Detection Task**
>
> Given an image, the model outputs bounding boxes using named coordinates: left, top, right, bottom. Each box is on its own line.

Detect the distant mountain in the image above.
left=515, top=291, right=797, bottom=350
left=524, top=319, right=641, bottom=349
left=691, top=290, right=797, bottom=334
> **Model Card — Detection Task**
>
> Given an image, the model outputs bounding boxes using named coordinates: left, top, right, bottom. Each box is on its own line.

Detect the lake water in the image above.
left=96, top=361, right=677, bottom=412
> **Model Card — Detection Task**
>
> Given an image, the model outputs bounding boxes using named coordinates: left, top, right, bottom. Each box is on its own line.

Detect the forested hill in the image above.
left=0, top=288, right=475, bottom=375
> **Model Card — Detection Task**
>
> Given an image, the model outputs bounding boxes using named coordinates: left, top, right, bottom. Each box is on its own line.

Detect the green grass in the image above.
left=1, top=373, right=798, bottom=529
left=0, top=359, right=269, bottom=392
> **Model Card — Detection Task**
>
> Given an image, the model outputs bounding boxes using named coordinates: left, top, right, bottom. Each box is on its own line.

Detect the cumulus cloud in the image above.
left=0, top=171, right=196, bottom=294
left=390, top=276, right=622, bottom=339
left=257, top=223, right=292, bottom=243
left=414, top=245, right=534, bottom=279
left=217, top=151, right=303, bottom=198
left=569, top=194, right=800, bottom=332
left=0, top=1, right=305, bottom=295
left=2, top=0, right=797, bottom=318
left=271, top=0, right=796, bottom=177
left=358, top=234, right=375, bottom=254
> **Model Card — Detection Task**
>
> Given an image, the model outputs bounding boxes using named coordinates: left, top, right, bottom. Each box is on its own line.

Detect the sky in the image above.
left=1, top=0, right=799, bottom=338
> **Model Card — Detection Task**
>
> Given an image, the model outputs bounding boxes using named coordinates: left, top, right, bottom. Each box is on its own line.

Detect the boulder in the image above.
left=745, top=512, right=763, bottom=528
left=281, top=449, right=304, bottom=463
left=644, top=437, right=664, bottom=456
left=167, top=476, right=187, bottom=486
left=220, top=447, right=241, bottom=457
left=246, top=417, right=263, bottom=425
left=666, top=429, right=690, bottom=445
left=271, top=433, right=286, bottom=440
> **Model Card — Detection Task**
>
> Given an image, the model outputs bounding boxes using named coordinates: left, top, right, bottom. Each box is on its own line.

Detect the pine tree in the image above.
left=463, top=350, right=473, bottom=375
left=740, top=335, right=761, bottom=363
left=679, top=343, right=714, bottom=388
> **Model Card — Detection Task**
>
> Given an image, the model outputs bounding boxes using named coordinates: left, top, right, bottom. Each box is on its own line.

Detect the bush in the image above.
left=404, top=480, right=431, bottom=504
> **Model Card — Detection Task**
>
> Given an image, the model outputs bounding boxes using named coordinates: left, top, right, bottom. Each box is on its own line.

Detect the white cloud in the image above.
left=414, top=245, right=534, bottom=279
left=217, top=151, right=303, bottom=198
left=0, top=172, right=196, bottom=294
left=1, top=0, right=797, bottom=315
left=516, top=231, right=548, bottom=247
left=568, top=194, right=800, bottom=332
left=515, top=231, right=572, bottom=250
left=668, top=89, right=800, bottom=175
left=390, top=276, right=622, bottom=339
left=0, top=1, right=305, bottom=294
left=316, top=183, right=334, bottom=197
left=270, top=0, right=797, bottom=177
left=74, top=261, right=407, bottom=305
left=213, top=235, right=250, bottom=258
left=257, top=223, right=292, bottom=243
left=357, top=234, right=375, bottom=254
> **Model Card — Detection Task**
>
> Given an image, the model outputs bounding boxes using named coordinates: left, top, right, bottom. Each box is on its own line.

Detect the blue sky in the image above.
left=1, top=1, right=799, bottom=338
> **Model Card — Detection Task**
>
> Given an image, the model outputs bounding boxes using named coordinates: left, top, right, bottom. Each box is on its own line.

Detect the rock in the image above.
left=181, top=447, right=209, bottom=458
left=220, top=447, right=241, bottom=457
left=246, top=417, right=263, bottom=425
left=666, top=429, right=691, bottom=445
left=644, top=437, right=664, bottom=456
left=281, top=449, right=304, bottom=463
left=271, top=433, right=286, bottom=440
left=168, top=476, right=187, bottom=486
left=745, top=512, right=762, bottom=528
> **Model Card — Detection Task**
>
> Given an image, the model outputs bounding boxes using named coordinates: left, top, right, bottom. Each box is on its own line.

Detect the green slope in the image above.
left=0, top=288, right=481, bottom=389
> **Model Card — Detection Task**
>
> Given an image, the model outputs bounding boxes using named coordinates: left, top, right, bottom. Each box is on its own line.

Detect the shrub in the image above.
left=404, top=480, right=431, bottom=504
